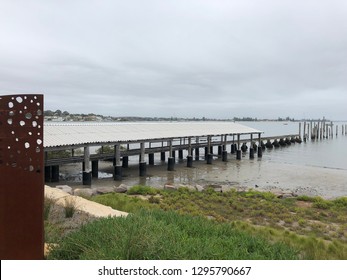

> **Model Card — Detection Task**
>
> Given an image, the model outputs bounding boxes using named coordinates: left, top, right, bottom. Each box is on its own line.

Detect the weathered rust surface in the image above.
left=0, top=94, right=44, bottom=259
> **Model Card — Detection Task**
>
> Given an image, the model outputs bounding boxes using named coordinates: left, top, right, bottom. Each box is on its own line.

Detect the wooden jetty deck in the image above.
left=43, top=122, right=306, bottom=185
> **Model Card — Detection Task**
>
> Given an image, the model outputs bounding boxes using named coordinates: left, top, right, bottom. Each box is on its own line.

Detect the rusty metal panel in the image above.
left=0, top=94, right=44, bottom=259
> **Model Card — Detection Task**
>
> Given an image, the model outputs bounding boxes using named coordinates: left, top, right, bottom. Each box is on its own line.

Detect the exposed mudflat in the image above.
left=50, top=155, right=347, bottom=199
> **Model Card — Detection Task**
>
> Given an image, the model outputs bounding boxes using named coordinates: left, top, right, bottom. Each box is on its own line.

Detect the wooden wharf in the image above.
left=44, top=121, right=347, bottom=185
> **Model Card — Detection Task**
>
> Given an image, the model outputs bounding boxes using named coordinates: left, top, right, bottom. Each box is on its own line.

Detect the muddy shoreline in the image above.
left=48, top=156, right=347, bottom=199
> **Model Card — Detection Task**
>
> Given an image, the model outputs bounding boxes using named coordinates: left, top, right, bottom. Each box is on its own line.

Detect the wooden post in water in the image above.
left=299, top=122, right=302, bottom=139
left=303, top=121, right=306, bottom=142
left=320, top=121, right=323, bottom=139
left=257, top=133, right=262, bottom=158
left=114, top=144, right=122, bottom=180
left=236, top=134, right=241, bottom=160
left=336, top=125, right=338, bottom=137
left=207, top=136, right=213, bottom=164
left=83, top=146, right=92, bottom=185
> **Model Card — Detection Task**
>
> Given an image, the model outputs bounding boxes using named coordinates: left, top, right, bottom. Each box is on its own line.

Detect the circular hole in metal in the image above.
left=15, top=138, right=19, bottom=142
left=20, top=120, right=25, bottom=126
left=7, top=118, right=13, bottom=125
left=8, top=146, right=11, bottom=150
left=37, top=109, right=42, bottom=116
left=24, top=96, right=27, bottom=99
left=9, top=111, right=15, bottom=116
left=8, top=102, right=14, bottom=108
left=34, top=96, right=37, bottom=99
left=11, top=131, right=15, bottom=135
left=24, top=142, right=30, bottom=149
left=36, top=147, right=41, bottom=153
left=16, top=97, right=23, bottom=103
left=11, top=162, right=17, bottom=168
left=36, top=102, right=40, bottom=106
left=32, top=121, right=38, bottom=127
left=29, top=165, right=34, bottom=172
left=25, top=112, right=32, bottom=119
left=37, top=139, right=42, bottom=145
left=28, top=131, right=33, bottom=136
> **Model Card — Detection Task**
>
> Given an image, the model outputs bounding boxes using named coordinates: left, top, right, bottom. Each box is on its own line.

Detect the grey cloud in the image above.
left=1, top=0, right=347, bottom=120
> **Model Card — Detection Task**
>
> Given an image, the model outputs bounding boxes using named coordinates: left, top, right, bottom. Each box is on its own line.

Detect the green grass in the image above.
left=48, top=209, right=298, bottom=260
left=91, top=192, right=158, bottom=213
left=127, top=185, right=159, bottom=195
left=46, top=187, right=347, bottom=259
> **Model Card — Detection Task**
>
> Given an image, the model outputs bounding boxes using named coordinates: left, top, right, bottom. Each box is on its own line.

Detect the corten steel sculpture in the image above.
left=0, top=94, right=44, bottom=259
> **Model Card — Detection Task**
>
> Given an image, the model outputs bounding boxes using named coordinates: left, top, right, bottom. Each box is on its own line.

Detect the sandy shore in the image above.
left=49, top=156, right=347, bottom=199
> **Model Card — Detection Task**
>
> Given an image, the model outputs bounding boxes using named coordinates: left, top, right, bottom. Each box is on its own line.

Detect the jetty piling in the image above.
left=83, top=146, right=92, bottom=185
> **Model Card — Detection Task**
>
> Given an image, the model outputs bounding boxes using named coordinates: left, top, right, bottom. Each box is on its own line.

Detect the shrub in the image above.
left=127, top=185, right=158, bottom=195
left=313, top=197, right=333, bottom=210
left=44, top=196, right=56, bottom=220
left=332, top=197, right=347, bottom=208
left=64, top=197, right=77, bottom=218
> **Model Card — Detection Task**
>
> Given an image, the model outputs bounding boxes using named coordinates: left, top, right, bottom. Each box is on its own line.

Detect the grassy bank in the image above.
left=46, top=186, right=347, bottom=259
left=48, top=208, right=298, bottom=260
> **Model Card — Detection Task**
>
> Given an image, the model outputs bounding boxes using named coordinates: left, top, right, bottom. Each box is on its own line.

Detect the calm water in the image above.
left=241, top=121, right=347, bottom=171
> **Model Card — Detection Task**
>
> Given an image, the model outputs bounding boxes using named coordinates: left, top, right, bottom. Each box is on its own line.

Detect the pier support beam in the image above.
left=231, top=143, right=236, bottom=154
left=114, top=166, right=122, bottom=181
left=236, top=134, right=241, bottom=160
left=168, top=157, right=175, bottom=171
left=83, top=146, right=92, bottom=186
left=249, top=134, right=254, bottom=159
left=44, top=166, right=51, bottom=182
left=187, top=137, right=193, bottom=167
left=207, top=136, right=213, bottom=164
left=149, top=153, right=155, bottom=165
left=187, top=155, right=193, bottom=167
left=113, top=144, right=122, bottom=181
left=194, top=137, right=200, bottom=161
left=222, top=135, right=228, bottom=162
left=195, top=147, right=199, bottom=161
left=257, top=133, right=263, bottom=158
left=51, top=165, right=60, bottom=182
left=218, top=146, right=222, bottom=156
left=168, top=140, right=175, bottom=171
left=179, top=149, right=184, bottom=160
left=139, top=142, right=146, bottom=177
left=92, top=160, right=98, bottom=178
left=122, top=156, right=129, bottom=168
left=161, top=151, right=166, bottom=161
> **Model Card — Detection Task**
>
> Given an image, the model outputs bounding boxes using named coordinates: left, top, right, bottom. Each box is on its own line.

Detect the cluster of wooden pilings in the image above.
left=300, top=121, right=347, bottom=141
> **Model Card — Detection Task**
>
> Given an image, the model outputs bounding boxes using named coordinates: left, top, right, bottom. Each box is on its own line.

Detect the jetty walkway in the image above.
left=43, top=122, right=301, bottom=185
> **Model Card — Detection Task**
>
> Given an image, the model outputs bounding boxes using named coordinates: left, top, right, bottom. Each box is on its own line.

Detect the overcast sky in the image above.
left=1, top=0, right=347, bottom=120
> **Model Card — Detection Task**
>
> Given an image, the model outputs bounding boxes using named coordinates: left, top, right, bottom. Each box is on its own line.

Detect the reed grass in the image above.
left=48, top=209, right=298, bottom=260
